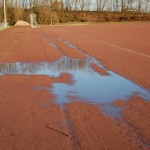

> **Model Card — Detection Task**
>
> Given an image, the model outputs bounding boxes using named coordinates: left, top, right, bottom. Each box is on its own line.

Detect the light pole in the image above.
left=4, top=0, right=7, bottom=27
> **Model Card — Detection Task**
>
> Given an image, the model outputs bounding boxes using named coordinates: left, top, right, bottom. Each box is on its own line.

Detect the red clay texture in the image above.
left=0, top=23, right=150, bottom=149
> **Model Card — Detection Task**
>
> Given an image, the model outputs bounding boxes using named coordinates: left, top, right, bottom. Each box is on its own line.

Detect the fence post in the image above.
left=4, top=0, right=7, bottom=27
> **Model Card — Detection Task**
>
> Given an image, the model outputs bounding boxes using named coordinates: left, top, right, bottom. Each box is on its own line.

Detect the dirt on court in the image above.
left=0, top=23, right=150, bottom=149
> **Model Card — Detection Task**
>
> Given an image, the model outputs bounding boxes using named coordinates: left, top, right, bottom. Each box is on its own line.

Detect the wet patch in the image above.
left=101, top=104, right=122, bottom=118
left=0, top=56, right=150, bottom=117
left=52, top=35, right=90, bottom=57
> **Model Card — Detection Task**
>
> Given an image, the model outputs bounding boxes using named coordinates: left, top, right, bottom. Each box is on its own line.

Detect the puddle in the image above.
left=0, top=56, right=150, bottom=117
left=100, top=104, right=122, bottom=118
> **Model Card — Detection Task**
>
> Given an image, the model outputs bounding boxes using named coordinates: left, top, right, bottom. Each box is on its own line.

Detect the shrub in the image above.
left=7, top=7, right=16, bottom=25
left=0, top=8, right=3, bottom=22
left=0, top=7, right=150, bottom=25
left=59, top=12, right=75, bottom=23
left=33, top=7, right=59, bottom=24
left=22, top=9, right=31, bottom=24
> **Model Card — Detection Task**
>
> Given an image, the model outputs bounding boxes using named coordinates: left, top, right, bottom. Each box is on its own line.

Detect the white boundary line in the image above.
left=58, top=28, right=150, bottom=59
left=96, top=39, right=150, bottom=59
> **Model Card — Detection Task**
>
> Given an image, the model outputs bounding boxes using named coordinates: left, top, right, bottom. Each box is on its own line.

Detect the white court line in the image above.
left=96, top=39, right=150, bottom=59
left=53, top=28, right=150, bottom=59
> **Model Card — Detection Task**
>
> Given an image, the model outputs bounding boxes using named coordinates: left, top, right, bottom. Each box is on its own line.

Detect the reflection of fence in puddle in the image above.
left=0, top=57, right=97, bottom=76
left=56, top=57, right=90, bottom=72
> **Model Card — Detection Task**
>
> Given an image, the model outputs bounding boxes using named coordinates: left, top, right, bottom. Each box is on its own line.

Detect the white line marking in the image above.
left=96, top=39, right=150, bottom=58
left=53, top=28, right=150, bottom=59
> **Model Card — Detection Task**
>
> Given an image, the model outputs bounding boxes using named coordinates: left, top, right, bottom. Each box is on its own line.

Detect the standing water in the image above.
left=0, top=56, right=150, bottom=117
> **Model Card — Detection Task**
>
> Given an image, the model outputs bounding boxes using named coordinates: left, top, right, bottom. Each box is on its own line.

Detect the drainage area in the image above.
left=0, top=56, right=150, bottom=117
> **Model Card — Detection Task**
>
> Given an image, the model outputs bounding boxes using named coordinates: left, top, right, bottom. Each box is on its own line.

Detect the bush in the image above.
left=22, top=9, right=31, bottom=24
left=0, top=8, right=3, bottom=22
left=33, top=7, right=59, bottom=24
left=7, top=7, right=16, bottom=25
left=7, top=7, right=25, bottom=25
left=59, top=12, right=75, bottom=23
left=0, top=6, right=150, bottom=25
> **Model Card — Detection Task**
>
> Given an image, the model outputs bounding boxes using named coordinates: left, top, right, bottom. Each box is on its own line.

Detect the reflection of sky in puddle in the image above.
left=53, top=70, right=150, bottom=104
left=0, top=56, right=150, bottom=117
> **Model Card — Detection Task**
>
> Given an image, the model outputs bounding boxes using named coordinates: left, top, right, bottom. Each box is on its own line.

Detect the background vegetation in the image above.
left=0, top=0, right=150, bottom=25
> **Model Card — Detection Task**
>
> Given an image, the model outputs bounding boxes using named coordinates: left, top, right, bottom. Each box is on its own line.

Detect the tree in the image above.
left=96, top=0, right=109, bottom=12
left=138, top=0, right=142, bottom=12
left=144, top=0, right=150, bottom=13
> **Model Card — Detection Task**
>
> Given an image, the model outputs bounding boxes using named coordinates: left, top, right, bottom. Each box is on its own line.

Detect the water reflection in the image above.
left=0, top=57, right=97, bottom=76
left=0, top=56, right=150, bottom=117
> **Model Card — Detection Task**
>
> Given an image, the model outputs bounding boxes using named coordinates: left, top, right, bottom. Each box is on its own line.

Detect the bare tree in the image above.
left=77, top=0, right=85, bottom=11
left=96, top=0, right=109, bottom=11
left=144, top=0, right=150, bottom=13
left=128, top=0, right=134, bottom=10
left=64, top=0, right=71, bottom=10
left=1, top=0, right=150, bottom=13
left=19, top=0, right=31, bottom=9
left=74, top=0, right=79, bottom=10
left=85, top=0, right=91, bottom=11
left=0, top=1, right=3, bottom=7
left=112, top=0, right=119, bottom=11
left=138, top=0, right=142, bottom=12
